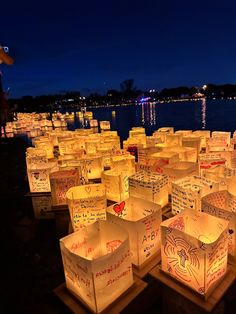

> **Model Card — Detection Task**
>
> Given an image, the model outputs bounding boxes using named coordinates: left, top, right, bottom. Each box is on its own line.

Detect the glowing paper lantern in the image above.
left=50, top=170, right=81, bottom=206
left=66, top=184, right=107, bottom=231
left=107, top=196, right=161, bottom=267
left=102, top=170, right=129, bottom=202
left=166, top=146, right=197, bottom=162
left=129, top=171, right=168, bottom=208
left=138, top=147, right=160, bottom=165
left=175, top=130, right=192, bottom=136
left=111, top=155, right=136, bottom=174
left=100, top=121, right=111, bottom=131
left=198, top=153, right=226, bottom=176
left=166, top=134, right=183, bottom=147
left=171, top=175, right=219, bottom=215
left=202, top=190, right=236, bottom=260
left=26, top=148, right=48, bottom=168
left=182, top=136, right=201, bottom=154
left=162, top=161, right=199, bottom=192
left=161, top=209, right=229, bottom=298
left=60, top=220, right=133, bottom=313
left=80, top=156, right=103, bottom=180
left=90, top=119, right=98, bottom=127
left=193, top=130, right=211, bottom=151
left=149, top=151, right=179, bottom=171
left=27, top=164, right=52, bottom=193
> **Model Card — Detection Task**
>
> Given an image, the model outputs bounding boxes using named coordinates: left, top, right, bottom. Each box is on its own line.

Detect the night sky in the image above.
left=1, top=0, right=236, bottom=98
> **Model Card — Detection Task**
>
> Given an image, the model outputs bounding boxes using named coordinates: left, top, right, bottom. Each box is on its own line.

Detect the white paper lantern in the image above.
left=129, top=171, right=168, bottom=208
left=102, top=170, right=129, bottom=202
left=60, top=220, right=133, bottom=313
left=171, top=175, right=219, bottom=215
left=107, top=196, right=161, bottom=267
left=66, top=184, right=107, bottom=231
left=202, top=190, right=236, bottom=260
left=161, top=209, right=229, bottom=298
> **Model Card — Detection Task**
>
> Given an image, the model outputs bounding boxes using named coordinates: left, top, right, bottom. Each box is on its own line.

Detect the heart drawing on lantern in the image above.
left=113, top=201, right=125, bottom=215
left=85, top=186, right=91, bottom=194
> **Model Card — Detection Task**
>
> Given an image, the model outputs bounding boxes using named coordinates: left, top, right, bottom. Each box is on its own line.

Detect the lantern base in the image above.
left=133, top=250, right=161, bottom=279
left=149, top=265, right=235, bottom=312
left=53, top=276, right=147, bottom=314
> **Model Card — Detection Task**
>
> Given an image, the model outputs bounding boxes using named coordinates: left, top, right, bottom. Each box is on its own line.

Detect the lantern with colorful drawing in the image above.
left=161, top=208, right=229, bottom=298
left=107, top=196, right=162, bottom=267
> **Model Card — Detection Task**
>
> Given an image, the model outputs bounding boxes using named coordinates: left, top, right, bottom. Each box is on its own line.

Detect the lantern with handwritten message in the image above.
left=32, top=194, right=54, bottom=219
left=102, top=170, right=129, bottom=202
left=100, top=121, right=110, bottom=131
left=111, top=155, right=136, bottom=174
left=166, top=146, right=197, bottom=162
left=193, top=130, right=211, bottom=151
left=149, top=151, right=179, bottom=171
left=50, top=170, right=81, bottom=206
left=27, top=164, right=52, bottom=193
left=80, top=156, right=103, bottom=180
left=171, top=175, right=219, bottom=215
left=161, top=209, right=229, bottom=298
left=166, top=133, right=183, bottom=147
left=162, top=161, right=198, bottom=193
left=107, top=196, right=161, bottom=267
left=129, top=171, right=168, bottom=208
left=60, top=220, right=133, bottom=313
left=182, top=136, right=201, bottom=154
left=198, top=153, right=227, bottom=176
left=26, top=148, right=48, bottom=168
left=66, top=184, right=106, bottom=231
left=202, top=190, right=236, bottom=260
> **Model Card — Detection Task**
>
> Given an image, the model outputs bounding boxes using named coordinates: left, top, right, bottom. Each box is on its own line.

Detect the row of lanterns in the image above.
left=25, top=125, right=236, bottom=312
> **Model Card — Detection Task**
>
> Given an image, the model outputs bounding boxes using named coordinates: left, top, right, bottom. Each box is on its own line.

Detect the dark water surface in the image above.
left=66, top=99, right=236, bottom=140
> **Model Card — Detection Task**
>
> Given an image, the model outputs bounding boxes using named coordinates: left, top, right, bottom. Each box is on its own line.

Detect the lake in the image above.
left=66, top=98, right=236, bottom=141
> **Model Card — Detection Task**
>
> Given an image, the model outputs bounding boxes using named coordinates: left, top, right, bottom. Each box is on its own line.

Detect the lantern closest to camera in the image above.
left=128, top=171, right=168, bottom=208
left=60, top=220, right=133, bottom=313
left=107, top=196, right=161, bottom=267
left=66, top=184, right=106, bottom=231
left=50, top=170, right=81, bottom=206
left=161, top=209, right=229, bottom=298
left=202, top=190, right=236, bottom=260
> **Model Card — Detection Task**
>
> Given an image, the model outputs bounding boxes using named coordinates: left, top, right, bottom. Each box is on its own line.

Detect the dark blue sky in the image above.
left=1, top=0, right=236, bottom=97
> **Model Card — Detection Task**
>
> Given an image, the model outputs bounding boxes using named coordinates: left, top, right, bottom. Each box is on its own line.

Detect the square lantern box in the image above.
left=80, top=156, right=104, bottom=180
left=193, top=130, right=211, bottom=151
left=165, top=146, right=197, bottom=162
left=26, top=148, right=48, bottom=168
left=107, top=196, right=162, bottom=267
left=161, top=208, right=229, bottom=299
left=171, top=175, right=219, bottom=215
left=100, top=121, right=111, bottom=131
left=149, top=151, right=179, bottom=171
left=138, top=147, right=161, bottom=165
left=102, top=170, right=129, bottom=202
left=201, top=165, right=227, bottom=191
left=198, top=153, right=227, bottom=176
left=182, top=136, right=201, bottom=154
left=162, top=161, right=199, bottom=193
left=50, top=170, right=82, bottom=207
left=110, top=155, right=136, bottom=174
left=202, top=190, right=236, bottom=260
left=166, top=133, right=183, bottom=147
left=129, top=171, right=168, bottom=208
left=27, top=164, right=53, bottom=193
left=60, top=220, right=133, bottom=313
left=66, top=184, right=107, bottom=231
left=32, top=194, right=54, bottom=219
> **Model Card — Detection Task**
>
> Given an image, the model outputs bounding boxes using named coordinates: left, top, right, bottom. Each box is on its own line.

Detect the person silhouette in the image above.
left=0, top=45, right=14, bottom=138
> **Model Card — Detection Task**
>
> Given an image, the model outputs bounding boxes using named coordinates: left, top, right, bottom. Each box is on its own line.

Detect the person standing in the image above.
left=0, top=45, right=14, bottom=137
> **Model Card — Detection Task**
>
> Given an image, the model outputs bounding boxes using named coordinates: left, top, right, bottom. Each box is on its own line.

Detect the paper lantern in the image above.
left=166, top=134, right=183, bottom=147
left=111, top=155, right=136, bottom=174
left=182, top=136, right=201, bottom=154
left=129, top=171, right=168, bottom=208
left=50, top=170, right=81, bottom=206
left=138, top=147, right=161, bottom=165
left=102, top=170, right=129, bottom=202
left=66, top=184, right=107, bottom=231
left=90, top=119, right=98, bottom=127
left=165, top=146, right=197, bottom=162
left=198, top=153, right=227, bottom=176
left=60, top=220, right=133, bottom=313
left=149, top=152, right=179, bottom=171
left=100, top=121, right=110, bottom=131
left=27, top=164, right=52, bottom=193
left=96, top=147, right=112, bottom=168
left=146, top=136, right=162, bottom=147
left=157, top=127, right=174, bottom=134
left=107, top=196, right=161, bottom=267
left=202, top=190, right=236, bottom=260
left=85, top=139, right=100, bottom=155
left=58, top=138, right=85, bottom=156
left=193, top=130, right=211, bottom=151
left=80, top=156, right=103, bottom=180
left=171, top=175, right=219, bottom=215
left=32, top=194, right=54, bottom=219
left=129, top=128, right=145, bottom=137
left=26, top=148, right=48, bottom=168
left=162, top=161, right=199, bottom=193
left=161, top=208, right=229, bottom=298
left=206, top=133, right=231, bottom=152
left=175, top=130, right=192, bottom=136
